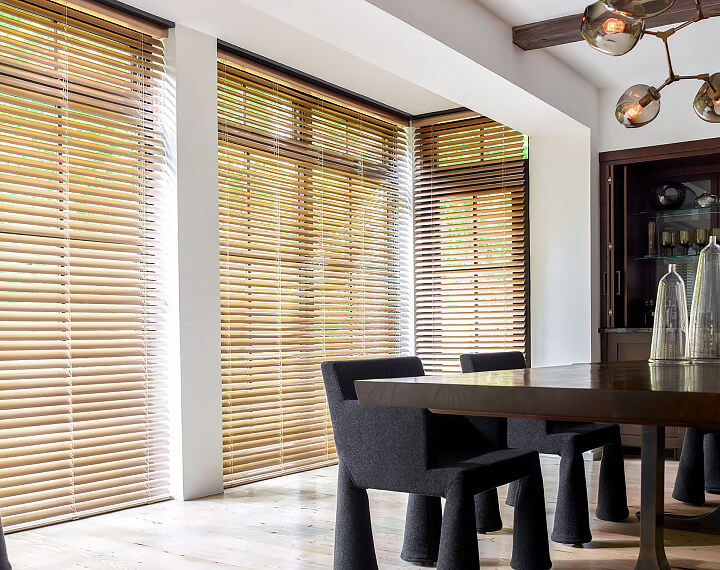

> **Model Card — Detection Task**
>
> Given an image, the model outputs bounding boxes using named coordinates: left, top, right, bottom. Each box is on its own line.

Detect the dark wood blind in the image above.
left=0, top=0, right=169, bottom=531
left=414, top=115, right=529, bottom=374
left=218, top=54, right=412, bottom=487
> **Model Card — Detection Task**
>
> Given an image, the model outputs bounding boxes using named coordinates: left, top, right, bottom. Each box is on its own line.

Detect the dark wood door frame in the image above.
left=600, top=138, right=720, bottom=166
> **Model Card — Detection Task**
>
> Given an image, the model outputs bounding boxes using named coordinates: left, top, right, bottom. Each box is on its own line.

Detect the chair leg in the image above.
left=334, top=463, right=378, bottom=570
left=0, top=517, right=8, bottom=570
left=511, top=468, right=552, bottom=570
left=475, top=488, right=503, bottom=533
left=704, top=431, right=720, bottom=494
left=438, top=476, right=480, bottom=570
left=596, top=435, right=629, bottom=522
left=552, top=444, right=592, bottom=545
left=673, top=427, right=706, bottom=506
left=401, top=495, right=441, bottom=564
left=506, top=480, right=519, bottom=506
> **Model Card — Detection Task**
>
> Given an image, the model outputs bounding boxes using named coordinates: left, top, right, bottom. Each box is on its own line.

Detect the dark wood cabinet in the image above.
left=599, top=138, right=720, bottom=453
left=601, top=330, right=651, bottom=362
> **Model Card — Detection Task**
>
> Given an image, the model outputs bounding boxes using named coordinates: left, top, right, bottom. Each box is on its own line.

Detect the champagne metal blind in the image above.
left=0, top=0, right=169, bottom=531
left=414, top=115, right=529, bottom=374
left=218, top=55, right=411, bottom=487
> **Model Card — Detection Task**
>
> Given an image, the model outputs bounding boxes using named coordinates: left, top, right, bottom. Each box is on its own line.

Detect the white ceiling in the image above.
left=477, top=0, right=720, bottom=92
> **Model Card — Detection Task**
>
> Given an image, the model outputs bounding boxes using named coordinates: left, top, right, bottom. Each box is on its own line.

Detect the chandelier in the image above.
left=581, top=0, right=720, bottom=127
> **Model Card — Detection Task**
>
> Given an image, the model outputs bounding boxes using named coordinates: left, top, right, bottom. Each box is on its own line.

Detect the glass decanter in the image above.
left=687, top=236, right=720, bottom=361
left=649, top=264, right=688, bottom=361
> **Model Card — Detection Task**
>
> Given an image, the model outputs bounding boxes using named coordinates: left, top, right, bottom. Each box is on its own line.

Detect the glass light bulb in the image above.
left=582, top=1, right=644, bottom=56
left=603, top=18, right=626, bottom=34
left=694, top=73, right=720, bottom=123
left=603, top=0, right=677, bottom=18
left=615, top=84, right=661, bottom=127
left=625, top=103, right=643, bottom=120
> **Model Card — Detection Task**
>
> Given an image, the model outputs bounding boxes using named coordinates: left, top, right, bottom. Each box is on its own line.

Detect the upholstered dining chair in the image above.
left=460, top=352, right=629, bottom=545
left=0, top=517, right=10, bottom=570
left=673, top=428, right=720, bottom=505
left=321, top=356, right=551, bottom=570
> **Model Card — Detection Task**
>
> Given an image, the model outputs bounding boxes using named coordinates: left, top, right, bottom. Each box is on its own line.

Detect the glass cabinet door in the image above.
left=632, top=174, right=720, bottom=325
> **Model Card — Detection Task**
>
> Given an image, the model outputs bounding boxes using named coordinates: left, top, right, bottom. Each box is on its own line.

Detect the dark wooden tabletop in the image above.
left=354, top=361, right=720, bottom=429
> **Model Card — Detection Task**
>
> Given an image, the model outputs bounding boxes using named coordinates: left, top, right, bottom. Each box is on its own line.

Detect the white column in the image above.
left=165, top=25, right=223, bottom=500
left=529, top=131, right=595, bottom=367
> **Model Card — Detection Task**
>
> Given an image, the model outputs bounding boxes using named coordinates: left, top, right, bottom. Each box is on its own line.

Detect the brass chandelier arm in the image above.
left=657, top=74, right=711, bottom=92
left=645, top=0, right=719, bottom=93
left=658, top=35, right=675, bottom=88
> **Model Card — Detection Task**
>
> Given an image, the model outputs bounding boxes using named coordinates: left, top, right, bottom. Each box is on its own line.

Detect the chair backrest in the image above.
left=323, top=356, right=424, bottom=402
left=321, top=357, right=430, bottom=490
left=460, top=351, right=526, bottom=373
left=457, top=351, right=527, bottom=450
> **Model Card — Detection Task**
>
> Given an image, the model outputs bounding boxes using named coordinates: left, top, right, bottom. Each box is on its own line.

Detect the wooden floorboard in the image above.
left=5, top=457, right=720, bottom=569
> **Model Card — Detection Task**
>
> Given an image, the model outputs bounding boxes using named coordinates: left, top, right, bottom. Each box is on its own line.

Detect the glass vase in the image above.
left=649, top=264, right=688, bottom=362
left=687, top=236, right=720, bottom=361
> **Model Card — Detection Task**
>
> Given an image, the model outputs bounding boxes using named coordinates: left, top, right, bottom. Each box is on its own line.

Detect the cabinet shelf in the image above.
left=634, top=205, right=720, bottom=220
left=635, top=253, right=701, bottom=262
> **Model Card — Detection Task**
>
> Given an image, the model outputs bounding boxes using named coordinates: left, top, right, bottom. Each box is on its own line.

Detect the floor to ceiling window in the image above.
left=0, top=0, right=169, bottom=530
left=217, top=54, right=412, bottom=486
left=413, top=114, right=529, bottom=374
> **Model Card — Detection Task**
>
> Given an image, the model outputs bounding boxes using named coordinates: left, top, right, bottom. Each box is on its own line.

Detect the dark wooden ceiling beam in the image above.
left=512, top=0, right=720, bottom=51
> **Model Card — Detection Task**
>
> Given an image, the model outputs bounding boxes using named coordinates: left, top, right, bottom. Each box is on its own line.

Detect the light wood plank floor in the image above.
left=6, top=457, right=720, bottom=569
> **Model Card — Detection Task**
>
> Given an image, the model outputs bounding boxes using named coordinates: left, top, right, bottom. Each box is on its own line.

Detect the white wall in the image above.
left=239, top=0, right=594, bottom=136
left=599, top=81, right=720, bottom=152
left=530, top=133, right=595, bottom=366
left=363, top=0, right=597, bottom=134
left=165, top=25, right=224, bottom=500
left=109, top=0, right=455, bottom=115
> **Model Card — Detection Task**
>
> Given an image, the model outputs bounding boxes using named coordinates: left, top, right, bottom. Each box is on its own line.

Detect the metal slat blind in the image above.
left=218, top=56, right=412, bottom=487
left=0, top=0, right=169, bottom=531
left=414, top=115, right=529, bottom=374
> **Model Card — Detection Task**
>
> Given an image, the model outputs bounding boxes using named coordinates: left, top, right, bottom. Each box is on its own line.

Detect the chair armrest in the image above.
left=334, top=400, right=430, bottom=491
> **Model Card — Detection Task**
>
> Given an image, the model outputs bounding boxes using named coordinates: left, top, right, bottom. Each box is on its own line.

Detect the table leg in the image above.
left=636, top=425, right=670, bottom=570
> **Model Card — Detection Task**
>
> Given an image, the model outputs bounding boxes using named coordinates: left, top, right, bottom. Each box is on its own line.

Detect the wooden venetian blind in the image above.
left=414, top=115, right=529, bottom=374
left=0, top=0, right=169, bottom=531
left=218, top=55, right=412, bottom=487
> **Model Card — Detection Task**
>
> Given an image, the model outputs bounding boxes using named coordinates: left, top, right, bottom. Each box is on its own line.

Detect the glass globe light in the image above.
left=615, top=84, right=661, bottom=127
left=693, top=73, right=720, bottom=123
left=603, top=0, right=677, bottom=18
left=581, top=1, right=644, bottom=55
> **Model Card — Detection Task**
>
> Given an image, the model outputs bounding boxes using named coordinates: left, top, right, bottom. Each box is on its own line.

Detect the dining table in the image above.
left=354, top=360, right=720, bottom=570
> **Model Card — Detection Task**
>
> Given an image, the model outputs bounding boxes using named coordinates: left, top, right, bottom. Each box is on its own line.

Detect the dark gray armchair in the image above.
left=0, top=517, right=10, bottom=570
left=322, top=357, right=551, bottom=570
left=461, top=352, right=629, bottom=545
left=673, top=428, right=720, bottom=505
